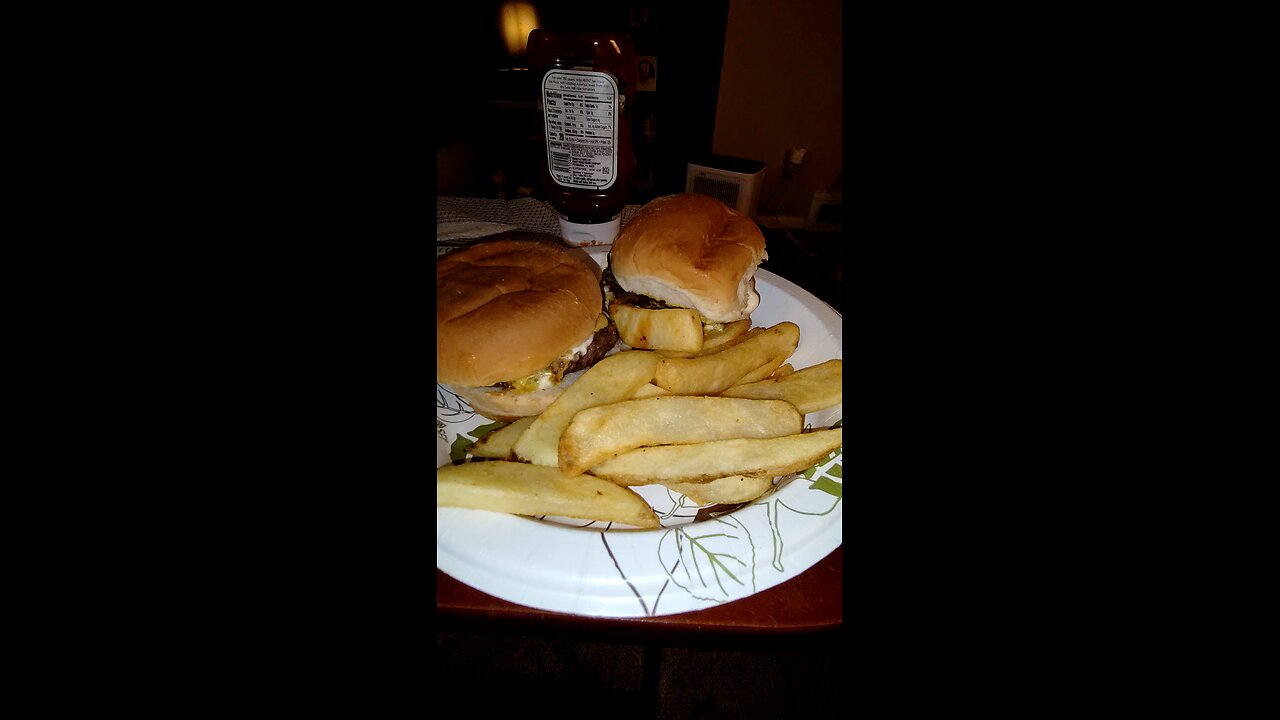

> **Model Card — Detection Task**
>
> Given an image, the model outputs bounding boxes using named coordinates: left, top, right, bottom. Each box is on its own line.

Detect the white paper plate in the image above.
left=436, top=247, right=842, bottom=617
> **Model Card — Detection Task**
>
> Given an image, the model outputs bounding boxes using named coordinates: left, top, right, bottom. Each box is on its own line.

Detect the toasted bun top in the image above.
left=609, top=193, right=767, bottom=323
left=437, top=234, right=602, bottom=387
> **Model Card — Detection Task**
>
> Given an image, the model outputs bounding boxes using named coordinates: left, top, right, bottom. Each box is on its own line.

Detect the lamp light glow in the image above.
left=500, top=2, right=540, bottom=56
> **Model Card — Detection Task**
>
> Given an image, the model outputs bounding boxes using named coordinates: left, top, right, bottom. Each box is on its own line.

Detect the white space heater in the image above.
left=685, top=154, right=766, bottom=218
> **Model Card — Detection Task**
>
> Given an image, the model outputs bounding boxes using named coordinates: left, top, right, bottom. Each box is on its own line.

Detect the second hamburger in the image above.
left=604, top=193, right=768, bottom=353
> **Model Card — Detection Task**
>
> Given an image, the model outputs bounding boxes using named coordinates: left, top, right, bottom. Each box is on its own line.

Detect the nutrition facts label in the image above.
left=541, top=70, right=620, bottom=190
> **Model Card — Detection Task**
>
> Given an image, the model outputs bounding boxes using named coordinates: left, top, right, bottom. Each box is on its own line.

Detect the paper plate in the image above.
left=436, top=247, right=842, bottom=617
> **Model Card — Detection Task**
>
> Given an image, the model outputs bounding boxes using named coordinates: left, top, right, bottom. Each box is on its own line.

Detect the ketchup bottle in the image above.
left=527, top=29, right=637, bottom=246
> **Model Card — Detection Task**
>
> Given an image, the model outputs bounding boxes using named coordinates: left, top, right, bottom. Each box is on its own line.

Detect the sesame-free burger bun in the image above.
left=437, top=234, right=613, bottom=420
left=609, top=193, right=767, bottom=324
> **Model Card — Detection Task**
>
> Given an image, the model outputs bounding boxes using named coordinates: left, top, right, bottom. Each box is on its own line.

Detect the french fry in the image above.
left=512, top=350, right=660, bottom=467
left=630, top=382, right=672, bottom=398
left=696, top=319, right=753, bottom=355
left=437, top=460, right=660, bottom=529
left=558, top=396, right=803, bottom=477
left=730, top=351, right=793, bottom=386
left=769, top=363, right=795, bottom=379
left=590, top=428, right=843, bottom=485
left=723, top=359, right=843, bottom=414
left=655, top=319, right=753, bottom=358
left=468, top=416, right=537, bottom=459
left=662, top=475, right=775, bottom=505
left=610, top=302, right=704, bottom=352
left=653, top=322, right=801, bottom=395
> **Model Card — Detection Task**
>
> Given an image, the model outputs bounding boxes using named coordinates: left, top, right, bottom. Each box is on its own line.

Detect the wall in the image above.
left=712, top=0, right=842, bottom=225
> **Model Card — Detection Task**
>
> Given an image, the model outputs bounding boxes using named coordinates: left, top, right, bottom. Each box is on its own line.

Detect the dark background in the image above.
left=434, top=1, right=729, bottom=204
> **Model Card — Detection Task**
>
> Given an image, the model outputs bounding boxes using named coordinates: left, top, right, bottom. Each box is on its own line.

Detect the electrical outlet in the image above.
left=783, top=148, right=807, bottom=178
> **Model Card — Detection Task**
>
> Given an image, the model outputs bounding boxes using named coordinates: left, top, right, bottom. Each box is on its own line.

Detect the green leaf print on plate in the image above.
left=657, top=514, right=757, bottom=603
left=653, top=440, right=842, bottom=605
left=760, top=443, right=842, bottom=572
left=801, top=449, right=842, bottom=497
left=448, top=420, right=508, bottom=465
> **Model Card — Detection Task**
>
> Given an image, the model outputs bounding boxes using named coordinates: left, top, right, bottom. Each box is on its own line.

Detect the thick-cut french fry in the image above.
left=653, top=322, right=801, bottom=395
left=610, top=302, right=704, bottom=352
left=437, top=460, right=660, bottom=529
left=656, top=319, right=753, bottom=358
left=559, top=396, right=802, bottom=476
left=513, top=350, right=660, bottom=467
left=769, top=364, right=795, bottom=379
left=723, top=359, right=842, bottom=414
left=662, top=475, right=775, bottom=505
left=590, top=428, right=843, bottom=485
left=630, top=382, right=672, bottom=398
left=468, top=416, right=537, bottom=459
left=697, top=319, right=753, bottom=355
left=730, top=351, right=793, bottom=386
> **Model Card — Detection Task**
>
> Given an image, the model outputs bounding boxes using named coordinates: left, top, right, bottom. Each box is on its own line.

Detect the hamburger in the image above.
left=604, top=193, right=768, bottom=352
left=436, top=232, right=619, bottom=421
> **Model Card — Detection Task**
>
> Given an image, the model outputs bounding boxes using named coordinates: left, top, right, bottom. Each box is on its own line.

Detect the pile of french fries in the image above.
left=436, top=321, right=842, bottom=529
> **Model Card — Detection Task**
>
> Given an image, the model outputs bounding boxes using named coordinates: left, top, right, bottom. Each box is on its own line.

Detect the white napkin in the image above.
left=435, top=221, right=520, bottom=242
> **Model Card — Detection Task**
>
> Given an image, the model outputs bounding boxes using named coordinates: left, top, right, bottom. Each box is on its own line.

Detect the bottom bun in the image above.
left=445, top=369, right=587, bottom=422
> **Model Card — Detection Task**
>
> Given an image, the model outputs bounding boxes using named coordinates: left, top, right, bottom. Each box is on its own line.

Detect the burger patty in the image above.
left=601, top=265, right=677, bottom=311
left=564, top=322, right=619, bottom=375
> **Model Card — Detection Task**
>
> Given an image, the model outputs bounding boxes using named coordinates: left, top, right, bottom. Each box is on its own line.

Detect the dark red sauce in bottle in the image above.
left=527, top=29, right=637, bottom=246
